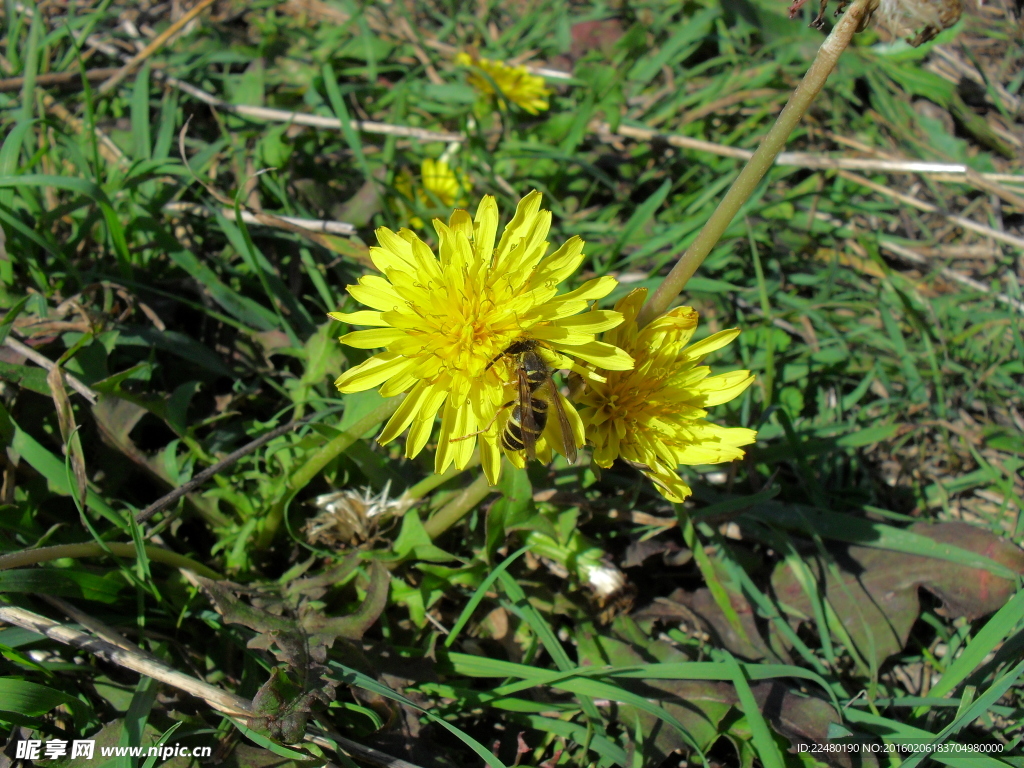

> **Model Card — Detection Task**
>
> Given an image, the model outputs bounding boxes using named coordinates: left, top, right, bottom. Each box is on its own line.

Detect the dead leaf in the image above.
left=248, top=668, right=319, bottom=744
left=621, top=538, right=687, bottom=568
left=773, top=522, right=1024, bottom=667
left=253, top=330, right=293, bottom=357
left=570, top=19, right=625, bottom=60
left=908, top=522, right=1024, bottom=618
left=750, top=681, right=875, bottom=768
left=643, top=587, right=791, bottom=663
left=577, top=626, right=735, bottom=767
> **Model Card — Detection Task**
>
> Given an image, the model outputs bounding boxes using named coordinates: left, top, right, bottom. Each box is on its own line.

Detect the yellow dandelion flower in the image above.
left=421, top=158, right=469, bottom=206
left=395, top=159, right=471, bottom=228
left=330, top=191, right=633, bottom=485
left=456, top=52, right=552, bottom=115
left=577, top=288, right=757, bottom=503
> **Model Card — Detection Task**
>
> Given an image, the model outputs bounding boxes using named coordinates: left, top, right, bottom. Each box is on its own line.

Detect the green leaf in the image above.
left=0, top=295, right=30, bottom=345
left=0, top=568, right=123, bottom=602
left=720, top=652, right=785, bottom=768
left=0, top=359, right=51, bottom=396
left=159, top=240, right=277, bottom=331
left=0, top=401, right=122, bottom=526
left=389, top=510, right=459, bottom=562
left=0, top=174, right=131, bottom=274
left=485, top=466, right=533, bottom=561
left=227, top=718, right=321, bottom=762
left=139, top=722, right=183, bottom=768
left=495, top=571, right=603, bottom=723
left=327, top=661, right=508, bottom=768
left=446, top=547, right=529, bottom=649
left=115, top=329, right=232, bottom=378
left=927, top=588, right=1024, bottom=702
left=0, top=677, right=79, bottom=716
left=627, top=7, right=718, bottom=84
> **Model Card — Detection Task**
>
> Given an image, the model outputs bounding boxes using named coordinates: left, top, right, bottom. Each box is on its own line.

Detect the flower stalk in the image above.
left=0, top=542, right=223, bottom=580
left=637, top=0, right=874, bottom=328
left=255, top=396, right=404, bottom=550
left=422, top=472, right=493, bottom=540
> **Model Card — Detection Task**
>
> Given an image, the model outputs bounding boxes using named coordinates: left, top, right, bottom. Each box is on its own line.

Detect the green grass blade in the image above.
left=328, top=662, right=509, bottom=768
left=720, top=652, right=785, bottom=768
left=446, top=546, right=528, bottom=648
left=925, top=588, right=1024, bottom=704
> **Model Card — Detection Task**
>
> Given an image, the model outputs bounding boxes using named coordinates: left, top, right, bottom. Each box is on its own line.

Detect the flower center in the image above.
left=425, top=280, right=526, bottom=377
left=602, top=367, right=673, bottom=424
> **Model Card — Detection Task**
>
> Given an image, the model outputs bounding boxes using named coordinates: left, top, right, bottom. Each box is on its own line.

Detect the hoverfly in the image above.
left=484, top=337, right=578, bottom=464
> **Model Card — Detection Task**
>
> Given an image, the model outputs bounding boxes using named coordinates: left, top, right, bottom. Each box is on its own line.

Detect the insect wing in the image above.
left=546, top=376, right=578, bottom=464
left=517, top=366, right=539, bottom=460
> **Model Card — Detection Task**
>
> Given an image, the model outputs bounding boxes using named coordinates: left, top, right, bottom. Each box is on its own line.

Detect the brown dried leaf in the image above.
left=646, top=586, right=791, bottom=663
left=621, top=538, right=687, bottom=569
left=570, top=19, right=625, bottom=60
left=750, top=682, right=875, bottom=768
left=248, top=668, right=319, bottom=744
left=772, top=522, right=1024, bottom=666
left=909, top=522, right=1024, bottom=618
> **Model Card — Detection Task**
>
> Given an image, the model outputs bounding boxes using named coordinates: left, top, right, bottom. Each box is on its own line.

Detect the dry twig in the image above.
left=0, top=604, right=251, bottom=716
left=136, top=415, right=315, bottom=524
left=38, top=594, right=157, bottom=659
left=0, top=67, right=121, bottom=92
left=163, top=76, right=465, bottom=142
left=837, top=169, right=1024, bottom=252
left=597, top=121, right=1024, bottom=185
left=879, top=240, right=1024, bottom=314
left=163, top=202, right=356, bottom=236
left=0, top=604, right=427, bottom=768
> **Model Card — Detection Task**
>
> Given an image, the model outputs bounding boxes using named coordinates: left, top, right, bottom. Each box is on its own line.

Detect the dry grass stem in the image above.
left=3, top=336, right=99, bottom=404
left=164, top=202, right=356, bottom=236
left=0, top=543, right=223, bottom=580
left=837, top=169, right=1024, bottom=251
left=38, top=594, right=157, bottom=659
left=0, top=604, right=252, bottom=716
left=0, top=604, right=425, bottom=768
left=96, top=0, right=217, bottom=95
left=26, top=1, right=462, bottom=146
left=162, top=76, right=465, bottom=142
left=879, top=240, right=1024, bottom=314
left=191, top=93, right=465, bottom=142
left=5, top=0, right=1023, bottom=761
left=0, top=67, right=121, bottom=92
left=597, top=121, right=1024, bottom=185
left=638, top=0, right=875, bottom=325
left=927, top=45, right=1021, bottom=114
left=136, top=415, right=315, bottom=524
